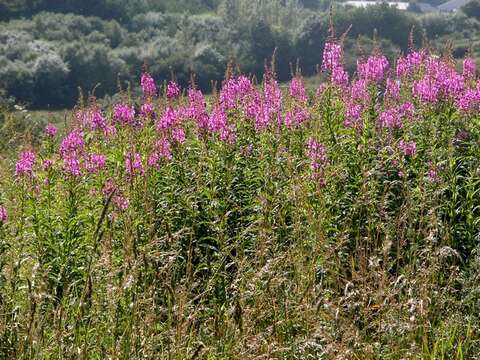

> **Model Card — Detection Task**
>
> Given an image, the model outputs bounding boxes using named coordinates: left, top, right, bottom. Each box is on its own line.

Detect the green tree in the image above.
left=462, top=0, right=480, bottom=19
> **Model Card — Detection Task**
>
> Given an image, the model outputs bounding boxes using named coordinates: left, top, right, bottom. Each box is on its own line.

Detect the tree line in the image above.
left=0, top=0, right=478, bottom=108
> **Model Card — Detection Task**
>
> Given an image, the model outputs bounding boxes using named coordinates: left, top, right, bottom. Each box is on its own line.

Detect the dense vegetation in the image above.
left=1, top=0, right=480, bottom=108
left=1, top=30, right=480, bottom=357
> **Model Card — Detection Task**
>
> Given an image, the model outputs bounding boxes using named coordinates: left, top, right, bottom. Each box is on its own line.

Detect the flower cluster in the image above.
left=113, top=103, right=136, bottom=125
left=166, top=81, right=181, bottom=99
left=399, top=140, right=417, bottom=157
left=357, top=54, right=389, bottom=82
left=0, top=206, right=7, bottom=222
left=141, top=72, right=157, bottom=97
left=15, top=151, right=36, bottom=178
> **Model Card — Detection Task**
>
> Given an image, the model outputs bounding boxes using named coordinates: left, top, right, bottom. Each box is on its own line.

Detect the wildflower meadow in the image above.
left=1, top=32, right=480, bottom=358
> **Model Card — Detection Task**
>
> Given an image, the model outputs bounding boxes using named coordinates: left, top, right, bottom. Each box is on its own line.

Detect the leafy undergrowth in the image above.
left=1, top=36, right=480, bottom=359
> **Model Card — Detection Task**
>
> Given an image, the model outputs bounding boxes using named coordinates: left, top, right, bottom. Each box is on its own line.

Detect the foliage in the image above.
left=1, top=36, right=480, bottom=358
left=1, top=0, right=479, bottom=109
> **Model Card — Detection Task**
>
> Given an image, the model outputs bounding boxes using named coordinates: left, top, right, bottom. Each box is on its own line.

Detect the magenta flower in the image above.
left=166, top=81, right=181, bottom=99
left=316, top=83, right=327, bottom=97
left=46, top=123, right=58, bottom=137
left=413, top=77, right=439, bottom=104
left=463, top=57, right=476, bottom=80
left=322, top=42, right=343, bottom=72
left=385, top=78, right=400, bottom=102
left=86, top=154, right=107, bottom=173
left=102, top=178, right=117, bottom=196
left=75, top=109, right=106, bottom=130
left=350, top=79, right=369, bottom=104
left=398, top=102, right=415, bottom=118
left=357, top=54, right=389, bottom=82
left=188, top=88, right=209, bottom=130
left=284, top=107, right=310, bottom=128
left=157, top=107, right=177, bottom=131
left=289, top=76, right=308, bottom=103
left=155, top=138, right=172, bottom=160
left=172, top=127, right=186, bottom=143
left=113, top=103, right=135, bottom=125
left=343, top=102, right=362, bottom=128
left=147, top=152, right=160, bottom=169
left=378, top=107, right=402, bottom=129
left=219, top=126, right=237, bottom=144
left=307, top=137, right=327, bottom=171
left=125, top=152, right=144, bottom=177
left=141, top=72, right=157, bottom=97
left=331, top=65, right=349, bottom=87
left=63, top=155, right=82, bottom=177
left=113, top=195, right=129, bottom=210
left=456, top=88, right=480, bottom=113
left=399, top=140, right=416, bottom=157
left=59, top=130, right=85, bottom=158
left=141, top=102, right=154, bottom=117
left=42, top=159, right=53, bottom=171
left=15, top=151, right=36, bottom=178
left=0, top=206, right=6, bottom=222
left=396, top=51, right=425, bottom=78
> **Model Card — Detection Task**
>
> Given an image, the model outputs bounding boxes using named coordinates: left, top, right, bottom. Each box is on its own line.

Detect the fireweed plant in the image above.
left=1, top=37, right=480, bottom=359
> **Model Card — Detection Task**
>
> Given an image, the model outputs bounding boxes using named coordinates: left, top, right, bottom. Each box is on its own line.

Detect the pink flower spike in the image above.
left=125, top=152, right=144, bottom=177
left=15, top=151, right=36, bottom=178
left=0, top=206, right=7, bottom=222
left=141, top=72, right=157, bottom=97
left=399, top=140, right=416, bottom=157
left=46, top=123, right=58, bottom=137
left=166, top=81, right=181, bottom=99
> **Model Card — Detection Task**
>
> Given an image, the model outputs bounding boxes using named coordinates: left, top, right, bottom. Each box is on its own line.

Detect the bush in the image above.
left=1, top=40, right=480, bottom=358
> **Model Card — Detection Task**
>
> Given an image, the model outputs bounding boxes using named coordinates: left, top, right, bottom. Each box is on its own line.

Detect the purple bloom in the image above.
left=289, top=76, right=308, bottom=103
left=396, top=51, right=425, bottom=78
left=399, top=140, right=416, bottom=157
left=456, top=88, right=480, bottom=113
left=113, top=195, right=129, bottom=210
left=157, top=107, right=177, bottom=131
left=307, top=137, right=327, bottom=171
left=63, top=155, right=82, bottom=177
left=322, top=42, right=343, bottom=72
left=350, top=79, right=369, bottom=104
left=219, top=126, right=237, bottom=144
left=172, top=127, right=186, bottom=143
left=86, top=154, right=107, bottom=173
left=331, top=65, right=349, bottom=87
left=42, top=159, right=53, bottom=171
left=344, top=103, right=362, bottom=128
left=141, top=102, right=154, bottom=117
left=385, top=78, right=400, bottom=102
left=463, top=57, right=476, bottom=80
left=378, top=107, right=402, bottom=129
left=141, top=72, right=157, bottom=97
left=15, top=151, right=36, bottom=178
left=219, top=76, right=254, bottom=110
left=413, top=77, right=439, bottom=104
left=316, top=83, right=327, bottom=97
left=59, top=130, right=85, bottom=158
left=75, top=109, right=107, bottom=130
left=46, top=123, right=58, bottom=137
left=284, top=107, right=310, bottom=128
left=0, top=206, right=7, bottom=222
left=166, top=81, right=181, bottom=99
left=113, top=103, right=135, bottom=125
left=147, top=152, right=160, bottom=168
left=125, top=152, right=144, bottom=177
left=155, top=138, right=172, bottom=160
left=357, top=54, right=389, bottom=82
left=188, top=88, right=209, bottom=130
left=102, top=178, right=117, bottom=196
